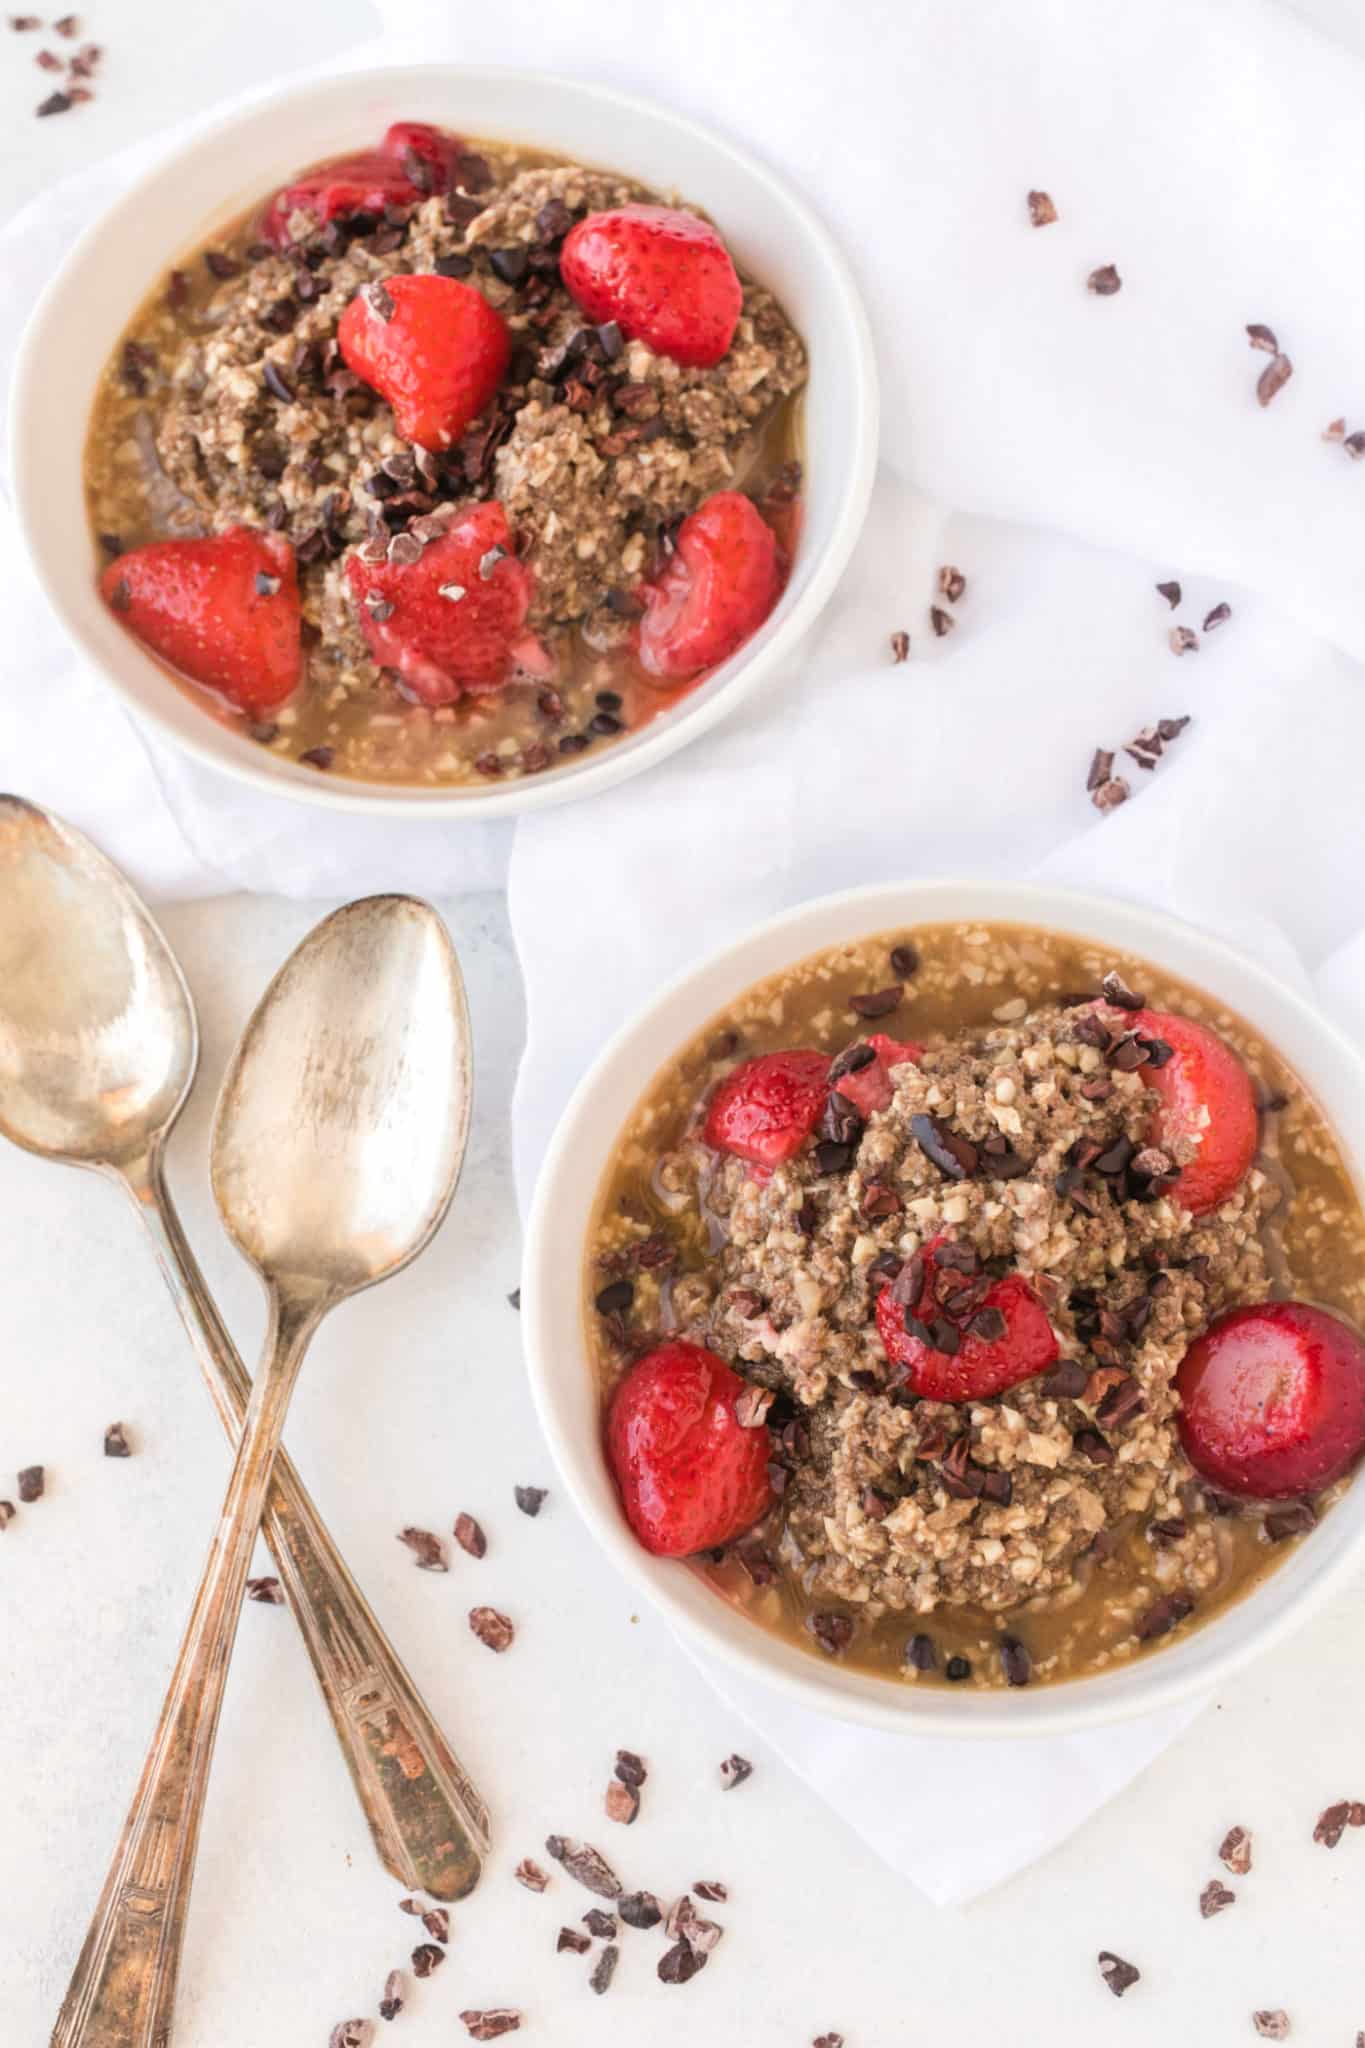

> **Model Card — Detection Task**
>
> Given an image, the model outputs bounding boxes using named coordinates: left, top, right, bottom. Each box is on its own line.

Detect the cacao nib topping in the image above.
left=890, top=942, right=921, bottom=977
left=1135, top=1591, right=1193, bottom=1640
left=1312, top=1798, right=1361, bottom=1847
left=848, top=984, right=903, bottom=1018
left=910, top=1113, right=978, bottom=1180
left=907, top=1631, right=938, bottom=1671
left=1041, top=1358, right=1090, bottom=1398
left=1098, top=1951, right=1141, bottom=1998
left=928, top=604, right=955, bottom=637
left=1203, top=601, right=1232, bottom=632
left=1087, top=747, right=1114, bottom=792
left=453, top=1511, right=487, bottom=1558
left=594, top=1278, right=634, bottom=1314
left=298, top=745, right=335, bottom=770
left=103, top=1420, right=132, bottom=1457
left=999, top=1635, right=1031, bottom=1686
left=658, top=1940, right=707, bottom=1984
left=362, top=280, right=396, bottom=322
left=1074, top=1427, right=1114, bottom=1465
left=1200, top=1879, right=1235, bottom=1918
left=1264, top=1500, right=1316, bottom=1541
left=945, top=1655, right=971, bottom=1681
left=808, top=1611, right=855, bottom=1656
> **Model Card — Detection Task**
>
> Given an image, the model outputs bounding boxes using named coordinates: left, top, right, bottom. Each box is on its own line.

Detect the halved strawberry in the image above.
left=344, top=502, right=535, bottom=707
left=1131, top=1008, right=1259, bottom=1214
left=260, top=122, right=464, bottom=246
left=1177, top=1301, right=1365, bottom=1499
left=560, top=204, right=742, bottom=368
left=100, top=526, right=300, bottom=716
left=606, top=1340, right=773, bottom=1557
left=338, top=273, right=509, bottom=452
left=834, top=1034, right=925, bottom=1119
left=702, top=1049, right=830, bottom=1170
left=638, top=492, right=782, bottom=681
left=875, top=1238, right=1058, bottom=1402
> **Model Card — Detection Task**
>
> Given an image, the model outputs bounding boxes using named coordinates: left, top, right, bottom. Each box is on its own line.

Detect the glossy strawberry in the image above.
left=702, top=1049, right=831, bottom=1170
left=344, top=502, right=535, bottom=707
left=560, top=204, right=742, bottom=367
left=1177, top=1301, right=1365, bottom=1499
left=834, top=1033, right=925, bottom=1119
left=606, top=1340, right=773, bottom=1556
left=337, top=273, right=509, bottom=452
left=260, top=122, right=463, bottom=245
left=1131, top=1008, right=1259, bottom=1214
left=100, top=525, right=300, bottom=716
left=875, top=1239, right=1058, bottom=1402
left=638, top=492, right=782, bottom=681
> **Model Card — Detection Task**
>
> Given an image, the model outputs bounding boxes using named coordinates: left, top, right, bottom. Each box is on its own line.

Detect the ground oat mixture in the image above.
left=587, top=922, right=1365, bottom=1691
left=85, top=129, right=805, bottom=787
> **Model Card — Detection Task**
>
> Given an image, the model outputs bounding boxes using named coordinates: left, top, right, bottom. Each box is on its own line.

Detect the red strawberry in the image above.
left=260, top=122, right=463, bottom=246
left=638, top=492, right=782, bottom=680
left=1177, top=1301, right=1365, bottom=1499
left=606, top=1340, right=774, bottom=1557
left=875, top=1238, right=1058, bottom=1401
left=703, top=1049, right=831, bottom=1170
left=337, top=273, right=509, bottom=452
left=560, top=204, right=742, bottom=368
left=834, top=1034, right=925, bottom=1119
left=1131, top=1008, right=1258, bottom=1214
left=100, top=525, right=300, bottom=716
left=345, top=502, right=536, bottom=707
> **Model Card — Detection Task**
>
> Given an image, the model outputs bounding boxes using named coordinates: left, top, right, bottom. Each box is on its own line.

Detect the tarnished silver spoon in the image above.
left=0, top=800, right=487, bottom=1922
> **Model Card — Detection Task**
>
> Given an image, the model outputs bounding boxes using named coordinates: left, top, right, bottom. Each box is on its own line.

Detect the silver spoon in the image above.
left=0, top=799, right=487, bottom=1917
left=0, top=863, right=475, bottom=2047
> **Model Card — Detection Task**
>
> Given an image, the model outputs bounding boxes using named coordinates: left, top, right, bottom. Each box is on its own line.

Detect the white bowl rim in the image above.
left=9, top=61, right=879, bottom=820
left=522, top=877, right=1365, bottom=1738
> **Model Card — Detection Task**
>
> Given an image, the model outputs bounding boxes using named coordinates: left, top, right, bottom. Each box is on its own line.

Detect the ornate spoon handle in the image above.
left=120, top=1149, right=489, bottom=1901
left=52, top=1292, right=318, bottom=2048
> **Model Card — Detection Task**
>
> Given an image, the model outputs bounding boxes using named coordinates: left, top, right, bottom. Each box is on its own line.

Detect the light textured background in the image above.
left=4, top=4, right=1365, bottom=2043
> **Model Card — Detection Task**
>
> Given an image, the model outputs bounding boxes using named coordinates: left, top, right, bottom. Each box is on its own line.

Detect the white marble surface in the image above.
left=4, top=893, right=1365, bottom=2046
left=5, top=6, right=1365, bottom=2041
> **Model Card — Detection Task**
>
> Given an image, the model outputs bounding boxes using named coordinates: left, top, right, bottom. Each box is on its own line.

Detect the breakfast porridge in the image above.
left=586, top=922, right=1365, bottom=1691
left=85, top=122, right=806, bottom=787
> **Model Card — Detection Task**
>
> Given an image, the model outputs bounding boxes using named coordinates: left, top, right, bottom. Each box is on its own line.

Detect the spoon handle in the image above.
left=52, top=1290, right=318, bottom=2048
left=124, top=1151, right=489, bottom=1901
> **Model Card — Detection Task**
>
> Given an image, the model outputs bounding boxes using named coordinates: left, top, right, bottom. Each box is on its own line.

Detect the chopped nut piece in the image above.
left=1219, top=1825, right=1253, bottom=1874
left=1027, top=189, right=1058, bottom=226
left=398, top=1526, right=447, bottom=1571
left=1097, top=1950, right=1141, bottom=1998
left=1200, top=1879, right=1235, bottom=1918
left=1087, top=264, right=1122, bottom=296
left=515, top=1857, right=550, bottom=1893
left=469, top=1606, right=515, bottom=1652
left=454, top=1512, right=487, bottom=1559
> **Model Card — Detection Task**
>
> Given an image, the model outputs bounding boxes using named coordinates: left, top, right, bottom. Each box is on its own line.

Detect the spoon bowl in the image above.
left=211, top=896, right=472, bottom=1299
left=0, top=794, right=196, bottom=1167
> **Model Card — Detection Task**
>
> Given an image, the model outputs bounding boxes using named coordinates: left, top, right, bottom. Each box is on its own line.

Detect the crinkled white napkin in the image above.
left=3, top=0, right=1365, bottom=1906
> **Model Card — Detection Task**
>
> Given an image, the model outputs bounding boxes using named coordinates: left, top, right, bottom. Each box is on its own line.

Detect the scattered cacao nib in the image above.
left=658, top=1940, right=707, bottom=1985
left=1219, top=1825, right=1253, bottom=1875
left=928, top=604, right=955, bottom=637
left=1155, top=579, right=1182, bottom=608
left=36, top=89, right=73, bottom=114
left=1264, top=1500, right=1316, bottom=1541
left=1313, top=1799, right=1356, bottom=1847
left=459, top=2012, right=521, bottom=2040
left=605, top=1779, right=639, bottom=1826
left=734, top=1384, right=774, bottom=1429
left=945, top=1655, right=972, bottom=1681
left=890, top=941, right=921, bottom=977
left=0, top=1502, right=15, bottom=1531
left=1136, top=1591, right=1193, bottom=1640
left=246, top=1576, right=284, bottom=1603
left=907, top=1632, right=938, bottom=1671
left=1147, top=1517, right=1187, bottom=1548
left=1344, top=431, right=1365, bottom=459
left=861, top=1181, right=901, bottom=1221
left=808, top=1611, right=855, bottom=1656
left=1252, top=2014, right=1290, bottom=2041
left=379, top=1968, right=406, bottom=2021
left=103, top=1421, right=132, bottom=1458
left=557, top=1926, right=591, bottom=1954
left=17, top=1466, right=43, bottom=1503
left=1200, top=1879, right=1235, bottom=1918
left=1256, top=354, right=1293, bottom=407
left=692, top=1880, right=728, bottom=1903
left=515, top=1857, right=550, bottom=1892
left=545, top=1836, right=622, bottom=1899
left=397, top=1526, right=447, bottom=1572
left=1027, top=189, right=1058, bottom=226
left=999, top=1636, right=1031, bottom=1686
left=1041, top=1359, right=1089, bottom=1398
left=1097, top=1951, right=1141, bottom=1998
left=362, top=280, right=396, bottom=322
left=1092, top=775, right=1130, bottom=814
left=420, top=1905, right=450, bottom=1943
left=1202, top=602, right=1232, bottom=631
left=1074, top=1428, right=1115, bottom=1465
left=1323, top=415, right=1348, bottom=441
left=980, top=1468, right=1014, bottom=1505
left=720, top=1754, right=753, bottom=1790
left=619, top=1890, right=663, bottom=1929
left=583, top=1907, right=617, bottom=1938
left=1087, top=746, right=1115, bottom=792
left=849, top=984, right=902, bottom=1018
left=515, top=1484, right=546, bottom=1516
left=1169, top=625, right=1199, bottom=655
left=1095, top=1376, right=1145, bottom=1429
left=410, top=1942, right=445, bottom=1978
left=589, top=1944, right=619, bottom=1995
left=1101, top=968, right=1144, bottom=1009
left=10, top=14, right=41, bottom=26
left=890, top=629, right=910, bottom=663
left=813, top=2036, right=846, bottom=2048
left=454, top=1512, right=487, bottom=1559
left=910, top=1113, right=977, bottom=1180
left=469, top=1605, right=514, bottom=1653
left=594, top=1278, right=634, bottom=1315
left=937, top=566, right=967, bottom=605
left=398, top=1896, right=423, bottom=1915
left=1087, top=264, right=1122, bottom=296
left=1246, top=323, right=1279, bottom=354
left=330, top=2022, right=371, bottom=2048
left=614, top=1748, right=647, bottom=1789
left=298, top=746, right=335, bottom=770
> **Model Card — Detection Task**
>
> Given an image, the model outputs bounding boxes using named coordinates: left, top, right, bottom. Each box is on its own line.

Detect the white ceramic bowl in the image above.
left=10, top=65, right=877, bottom=818
left=523, top=879, right=1365, bottom=1736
